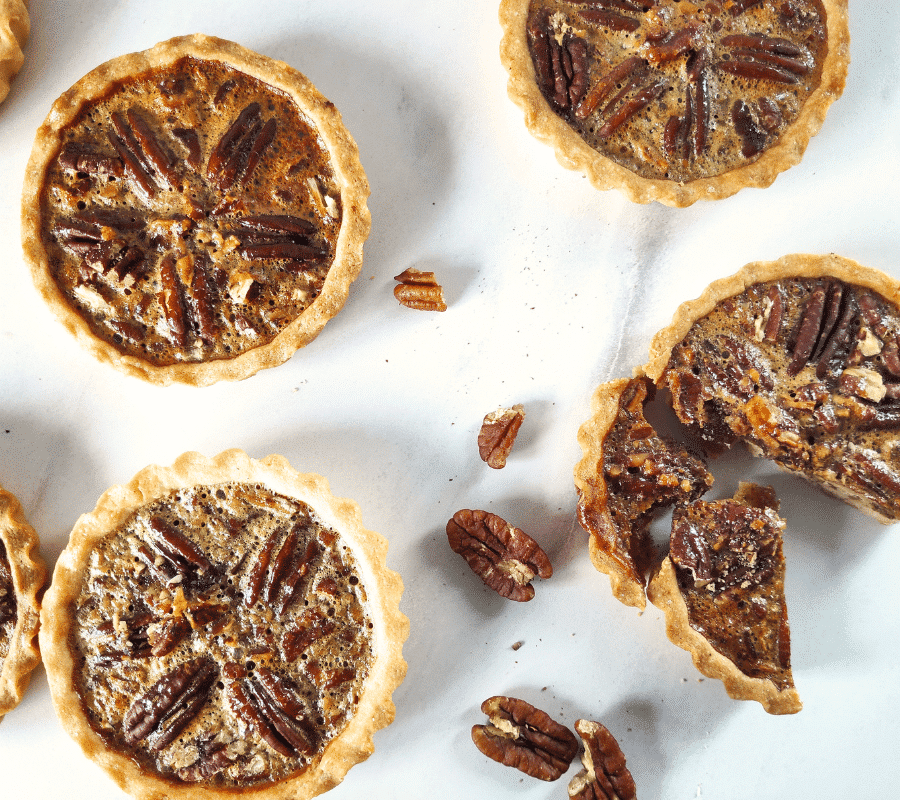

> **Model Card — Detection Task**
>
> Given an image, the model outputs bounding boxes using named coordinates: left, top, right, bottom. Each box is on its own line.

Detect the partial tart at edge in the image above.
left=499, top=0, right=849, bottom=207
left=0, top=0, right=29, bottom=105
left=22, top=34, right=371, bottom=386
left=40, top=449, right=408, bottom=800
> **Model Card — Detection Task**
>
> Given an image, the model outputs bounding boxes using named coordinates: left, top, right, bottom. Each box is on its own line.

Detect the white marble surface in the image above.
left=0, top=1, right=898, bottom=798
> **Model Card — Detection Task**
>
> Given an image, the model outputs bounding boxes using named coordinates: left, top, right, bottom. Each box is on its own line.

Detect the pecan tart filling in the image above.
left=647, top=482, right=801, bottom=714
left=22, top=35, right=370, bottom=386
left=0, top=484, right=45, bottom=721
left=0, top=0, right=29, bottom=106
left=499, top=0, right=849, bottom=206
left=40, top=450, right=407, bottom=799
left=574, top=375, right=713, bottom=609
left=646, top=254, right=900, bottom=523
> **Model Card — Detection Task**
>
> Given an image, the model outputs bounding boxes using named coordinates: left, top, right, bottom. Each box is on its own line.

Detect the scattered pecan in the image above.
left=446, top=509, right=551, bottom=602
left=123, top=657, right=218, bottom=751
left=393, top=268, right=447, bottom=311
left=568, top=719, right=637, bottom=800
left=147, top=515, right=213, bottom=577
left=472, top=696, right=578, bottom=781
left=478, top=404, right=526, bottom=469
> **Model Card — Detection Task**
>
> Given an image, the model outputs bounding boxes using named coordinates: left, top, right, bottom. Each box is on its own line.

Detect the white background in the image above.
left=0, top=2, right=897, bottom=798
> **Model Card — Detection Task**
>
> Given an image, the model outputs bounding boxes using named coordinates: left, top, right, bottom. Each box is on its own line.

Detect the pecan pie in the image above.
left=22, top=35, right=370, bottom=385
left=647, top=482, right=801, bottom=714
left=40, top=450, right=407, bottom=799
left=0, top=0, right=28, bottom=105
left=0, top=483, right=45, bottom=721
left=645, top=254, right=900, bottom=523
left=499, top=0, right=849, bottom=206
left=574, top=375, right=713, bottom=609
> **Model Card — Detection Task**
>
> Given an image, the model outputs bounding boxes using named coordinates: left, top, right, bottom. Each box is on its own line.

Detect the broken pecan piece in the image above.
left=393, top=268, right=447, bottom=311
left=568, top=719, right=637, bottom=800
left=472, top=696, right=578, bottom=781
left=446, top=510, right=552, bottom=602
left=478, top=404, right=526, bottom=469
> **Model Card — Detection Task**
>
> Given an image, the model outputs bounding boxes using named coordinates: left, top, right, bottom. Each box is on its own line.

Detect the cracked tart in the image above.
left=22, top=34, right=370, bottom=386
left=499, top=0, right=849, bottom=206
left=0, top=0, right=28, bottom=106
left=40, top=450, right=407, bottom=799
left=0, top=483, right=45, bottom=721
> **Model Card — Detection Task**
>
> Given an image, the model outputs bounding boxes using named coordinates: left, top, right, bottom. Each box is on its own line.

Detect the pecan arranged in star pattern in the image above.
left=568, top=719, right=637, bottom=800
left=526, top=0, right=829, bottom=182
left=472, top=696, right=579, bottom=781
left=478, top=404, right=526, bottom=469
left=393, top=268, right=447, bottom=311
left=447, top=509, right=552, bottom=601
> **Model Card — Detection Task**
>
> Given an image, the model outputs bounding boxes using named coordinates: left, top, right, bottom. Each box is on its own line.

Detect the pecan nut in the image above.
left=446, top=510, right=552, bottom=602
left=568, top=719, right=636, bottom=800
left=478, top=404, right=525, bottom=469
left=472, top=696, right=578, bottom=781
left=393, top=268, right=447, bottom=311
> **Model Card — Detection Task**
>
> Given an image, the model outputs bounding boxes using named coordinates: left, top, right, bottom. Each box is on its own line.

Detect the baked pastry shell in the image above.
left=0, top=0, right=28, bottom=106
left=21, top=34, right=372, bottom=386
left=39, top=449, right=408, bottom=800
left=574, top=377, right=649, bottom=610
left=498, top=0, right=850, bottom=207
left=647, top=557, right=801, bottom=715
left=0, top=483, right=46, bottom=721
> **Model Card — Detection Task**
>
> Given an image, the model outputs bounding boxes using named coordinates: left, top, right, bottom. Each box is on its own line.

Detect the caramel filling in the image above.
left=0, top=540, right=16, bottom=663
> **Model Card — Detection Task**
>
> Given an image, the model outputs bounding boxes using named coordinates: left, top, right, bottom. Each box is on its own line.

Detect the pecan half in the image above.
left=446, top=510, right=551, bottom=601
left=472, top=696, right=578, bottom=781
left=393, top=268, right=447, bottom=311
left=568, top=719, right=637, bottom=800
left=478, top=404, right=526, bottom=469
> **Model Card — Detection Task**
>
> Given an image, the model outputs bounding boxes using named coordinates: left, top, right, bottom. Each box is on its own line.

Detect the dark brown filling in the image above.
left=526, top=0, right=827, bottom=182
left=578, top=376, right=713, bottom=587
left=41, top=56, right=342, bottom=366
left=664, top=277, right=900, bottom=520
left=0, top=540, right=16, bottom=662
left=71, top=483, right=372, bottom=788
left=670, top=485, right=793, bottom=690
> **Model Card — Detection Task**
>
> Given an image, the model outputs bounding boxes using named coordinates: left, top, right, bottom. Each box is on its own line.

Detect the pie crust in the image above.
left=22, top=34, right=371, bottom=386
left=645, top=253, right=900, bottom=522
left=0, top=0, right=28, bottom=106
left=40, top=449, right=407, bottom=799
left=0, top=482, right=46, bottom=721
left=498, top=0, right=850, bottom=207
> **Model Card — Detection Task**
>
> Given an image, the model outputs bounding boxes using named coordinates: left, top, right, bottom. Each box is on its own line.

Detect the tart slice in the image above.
left=499, top=0, right=849, bottom=206
left=22, top=34, right=370, bottom=386
left=40, top=450, right=407, bottom=799
left=0, top=0, right=28, bottom=105
left=575, top=375, right=713, bottom=609
left=646, top=254, right=900, bottom=523
left=0, top=483, right=45, bottom=721
left=647, top=482, right=800, bottom=715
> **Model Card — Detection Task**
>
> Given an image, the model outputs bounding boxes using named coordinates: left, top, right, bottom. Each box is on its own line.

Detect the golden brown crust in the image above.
left=645, top=253, right=900, bottom=381
left=22, top=34, right=371, bottom=386
left=0, top=0, right=28, bottom=106
left=574, top=378, right=648, bottom=610
left=498, top=0, right=850, bottom=207
left=40, top=449, right=407, bottom=800
left=0, top=482, right=46, bottom=721
left=647, top=557, right=801, bottom=715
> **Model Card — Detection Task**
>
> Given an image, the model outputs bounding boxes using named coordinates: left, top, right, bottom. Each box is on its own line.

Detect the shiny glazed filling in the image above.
left=526, top=0, right=827, bottom=182
left=0, top=540, right=16, bottom=663
left=663, top=277, right=900, bottom=520
left=670, top=490, right=792, bottom=689
left=70, top=483, right=372, bottom=788
left=41, top=57, right=342, bottom=366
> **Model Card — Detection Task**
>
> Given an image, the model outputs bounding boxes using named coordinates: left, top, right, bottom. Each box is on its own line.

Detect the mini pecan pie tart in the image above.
left=647, top=482, right=800, bottom=714
left=0, top=0, right=29, bottom=106
left=0, top=483, right=46, bottom=721
left=22, top=34, right=370, bottom=385
left=499, top=0, right=849, bottom=206
left=574, top=375, right=713, bottom=609
left=40, top=450, right=407, bottom=799
left=646, top=254, right=900, bottom=522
